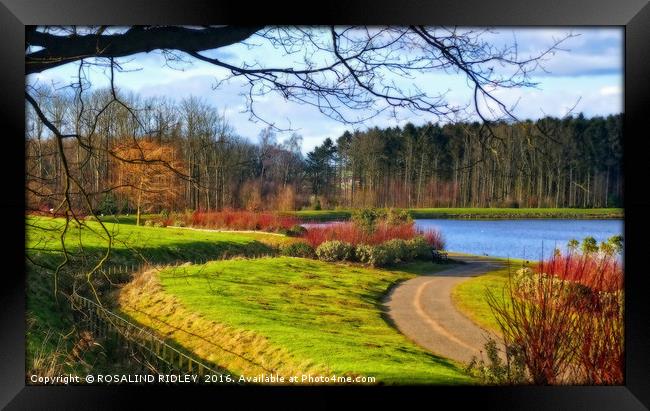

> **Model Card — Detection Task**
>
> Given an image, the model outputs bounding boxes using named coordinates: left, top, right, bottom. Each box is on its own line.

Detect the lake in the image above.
left=305, top=219, right=624, bottom=261
left=417, top=219, right=624, bottom=260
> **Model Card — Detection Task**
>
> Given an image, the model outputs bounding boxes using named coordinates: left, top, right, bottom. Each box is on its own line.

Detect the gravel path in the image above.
left=384, top=256, right=505, bottom=364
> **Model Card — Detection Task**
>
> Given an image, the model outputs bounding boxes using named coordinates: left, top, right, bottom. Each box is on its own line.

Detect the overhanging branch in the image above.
left=26, top=25, right=264, bottom=74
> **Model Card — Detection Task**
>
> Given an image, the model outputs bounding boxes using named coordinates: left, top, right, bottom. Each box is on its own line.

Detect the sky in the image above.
left=27, top=27, right=623, bottom=154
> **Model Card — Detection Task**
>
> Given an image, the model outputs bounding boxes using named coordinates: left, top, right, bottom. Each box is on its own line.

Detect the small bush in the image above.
left=96, top=193, right=118, bottom=215
left=351, top=208, right=381, bottom=233
left=465, top=338, right=528, bottom=385
left=281, top=242, right=316, bottom=258
left=406, top=236, right=431, bottom=260
left=355, top=244, right=391, bottom=267
left=385, top=208, right=412, bottom=226
left=315, top=240, right=355, bottom=262
left=381, top=239, right=410, bottom=264
left=285, top=224, right=307, bottom=237
left=355, top=244, right=374, bottom=264
left=144, top=220, right=154, bottom=227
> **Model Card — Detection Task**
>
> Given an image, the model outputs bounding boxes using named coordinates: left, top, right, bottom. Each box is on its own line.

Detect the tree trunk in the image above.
left=136, top=179, right=143, bottom=226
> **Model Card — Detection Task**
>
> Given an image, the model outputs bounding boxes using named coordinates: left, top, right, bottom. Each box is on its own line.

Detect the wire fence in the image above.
left=100, top=260, right=217, bottom=283
left=70, top=292, right=224, bottom=378
left=100, top=263, right=145, bottom=283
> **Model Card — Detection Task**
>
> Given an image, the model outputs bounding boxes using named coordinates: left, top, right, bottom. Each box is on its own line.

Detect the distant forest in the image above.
left=26, top=89, right=622, bottom=214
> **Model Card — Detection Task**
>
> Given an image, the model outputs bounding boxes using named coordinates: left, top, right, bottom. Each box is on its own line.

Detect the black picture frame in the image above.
left=1, top=1, right=649, bottom=409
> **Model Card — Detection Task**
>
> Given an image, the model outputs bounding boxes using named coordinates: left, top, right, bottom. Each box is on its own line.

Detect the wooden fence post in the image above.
left=73, top=292, right=217, bottom=381
left=91, top=308, right=97, bottom=334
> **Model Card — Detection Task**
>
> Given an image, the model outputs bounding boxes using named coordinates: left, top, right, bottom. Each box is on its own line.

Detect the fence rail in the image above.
left=100, top=260, right=220, bottom=283
left=71, top=293, right=223, bottom=378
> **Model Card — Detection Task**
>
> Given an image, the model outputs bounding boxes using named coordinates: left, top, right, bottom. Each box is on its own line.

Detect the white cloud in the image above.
left=599, top=85, right=621, bottom=96
left=27, top=27, right=623, bottom=152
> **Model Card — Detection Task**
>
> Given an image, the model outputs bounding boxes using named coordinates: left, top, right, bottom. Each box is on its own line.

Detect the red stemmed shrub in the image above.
left=419, top=228, right=446, bottom=251
left=536, top=253, right=623, bottom=293
left=537, top=252, right=623, bottom=384
left=485, top=248, right=623, bottom=385
left=302, top=221, right=434, bottom=248
left=184, top=209, right=298, bottom=232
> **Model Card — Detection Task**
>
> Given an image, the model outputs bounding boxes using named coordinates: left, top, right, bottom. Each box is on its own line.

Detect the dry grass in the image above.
left=118, top=268, right=328, bottom=380
left=28, top=331, right=68, bottom=379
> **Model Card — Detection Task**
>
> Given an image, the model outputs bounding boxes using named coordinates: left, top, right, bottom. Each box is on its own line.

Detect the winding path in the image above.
left=384, top=256, right=505, bottom=364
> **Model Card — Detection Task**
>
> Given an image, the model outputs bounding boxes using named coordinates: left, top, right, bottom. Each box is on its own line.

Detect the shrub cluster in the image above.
left=315, top=240, right=355, bottom=262
left=280, top=242, right=316, bottom=259
left=315, top=236, right=434, bottom=267
left=303, top=221, right=424, bottom=248
left=350, top=207, right=413, bottom=233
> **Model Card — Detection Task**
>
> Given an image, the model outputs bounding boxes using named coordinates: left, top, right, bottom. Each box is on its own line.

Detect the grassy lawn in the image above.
left=119, top=257, right=474, bottom=384
left=25, top=216, right=295, bottom=374
left=450, top=263, right=525, bottom=334
left=27, top=215, right=297, bottom=266
left=288, top=207, right=623, bottom=221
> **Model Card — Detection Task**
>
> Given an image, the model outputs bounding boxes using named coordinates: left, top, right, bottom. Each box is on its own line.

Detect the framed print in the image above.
left=1, top=0, right=649, bottom=408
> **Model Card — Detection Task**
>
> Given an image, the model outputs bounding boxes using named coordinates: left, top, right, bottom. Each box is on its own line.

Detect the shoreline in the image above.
left=285, top=208, right=624, bottom=222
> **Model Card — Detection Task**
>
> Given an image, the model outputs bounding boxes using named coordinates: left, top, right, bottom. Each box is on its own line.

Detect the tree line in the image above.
left=319, top=114, right=622, bottom=209
left=25, top=87, right=622, bottom=216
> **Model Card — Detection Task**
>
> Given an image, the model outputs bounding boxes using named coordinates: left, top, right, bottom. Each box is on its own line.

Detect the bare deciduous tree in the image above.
left=25, top=25, right=572, bottom=298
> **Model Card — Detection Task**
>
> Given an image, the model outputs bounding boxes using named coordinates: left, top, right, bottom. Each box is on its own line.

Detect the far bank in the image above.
left=286, top=208, right=624, bottom=222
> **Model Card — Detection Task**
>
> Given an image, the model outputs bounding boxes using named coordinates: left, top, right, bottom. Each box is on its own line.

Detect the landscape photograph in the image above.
left=25, top=25, right=624, bottom=386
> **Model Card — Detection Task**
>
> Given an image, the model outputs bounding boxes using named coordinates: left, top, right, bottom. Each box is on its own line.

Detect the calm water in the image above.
left=415, top=219, right=623, bottom=260
left=304, top=219, right=624, bottom=260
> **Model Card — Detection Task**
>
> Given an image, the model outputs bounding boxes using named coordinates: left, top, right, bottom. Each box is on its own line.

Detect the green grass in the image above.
left=122, top=257, right=474, bottom=384
left=25, top=216, right=294, bottom=375
left=26, top=216, right=469, bottom=384
left=97, top=214, right=150, bottom=225
left=451, top=265, right=515, bottom=334
left=26, top=215, right=294, bottom=266
left=287, top=207, right=623, bottom=221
